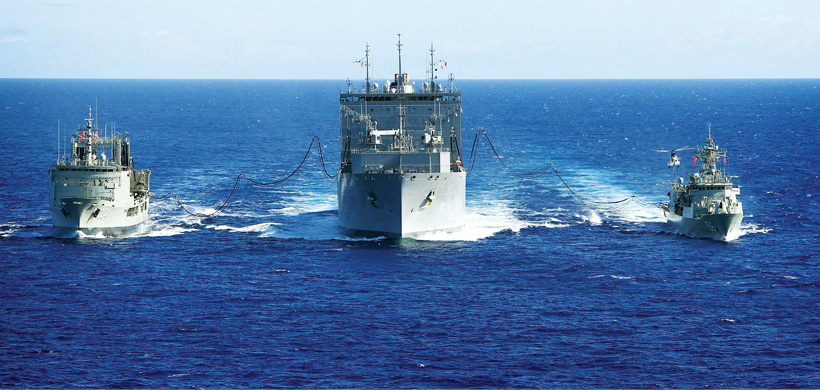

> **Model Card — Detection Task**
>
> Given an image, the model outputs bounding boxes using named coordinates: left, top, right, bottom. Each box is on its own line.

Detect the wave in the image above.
left=724, top=221, right=771, bottom=241
left=543, top=217, right=571, bottom=229
left=258, top=216, right=375, bottom=241
left=591, top=274, right=634, bottom=280
left=28, top=164, right=762, bottom=243
left=577, top=210, right=603, bottom=226
left=131, top=224, right=197, bottom=238
left=75, top=230, right=108, bottom=239
left=551, top=167, right=666, bottom=224
left=208, top=222, right=279, bottom=233
left=272, top=190, right=336, bottom=216
left=126, top=201, right=205, bottom=237
left=737, top=221, right=771, bottom=235
left=415, top=198, right=533, bottom=241
left=0, top=224, right=23, bottom=237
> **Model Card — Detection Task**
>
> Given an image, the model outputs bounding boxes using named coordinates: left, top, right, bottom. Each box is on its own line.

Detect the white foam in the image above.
left=177, top=203, right=219, bottom=217
left=258, top=210, right=344, bottom=240
left=738, top=222, right=771, bottom=235
left=273, top=191, right=336, bottom=216
left=610, top=275, right=634, bottom=280
left=209, top=222, right=279, bottom=233
left=133, top=225, right=196, bottom=237
left=544, top=217, right=571, bottom=228
left=0, top=224, right=22, bottom=237
left=577, top=210, right=603, bottom=226
left=552, top=167, right=665, bottom=224
left=724, top=221, right=771, bottom=241
left=123, top=204, right=203, bottom=238
left=76, top=230, right=107, bottom=239
left=415, top=199, right=532, bottom=241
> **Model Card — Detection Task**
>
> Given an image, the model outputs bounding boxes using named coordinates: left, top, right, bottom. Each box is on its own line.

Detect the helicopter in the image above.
left=653, top=146, right=694, bottom=167
left=653, top=146, right=695, bottom=183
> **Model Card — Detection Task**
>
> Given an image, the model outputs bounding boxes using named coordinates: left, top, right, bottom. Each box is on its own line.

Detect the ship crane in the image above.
left=423, top=121, right=443, bottom=146
left=365, top=106, right=413, bottom=151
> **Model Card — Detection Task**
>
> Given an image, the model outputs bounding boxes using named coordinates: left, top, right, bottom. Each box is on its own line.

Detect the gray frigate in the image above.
left=660, top=125, right=743, bottom=240
left=49, top=108, right=151, bottom=235
left=338, top=38, right=466, bottom=237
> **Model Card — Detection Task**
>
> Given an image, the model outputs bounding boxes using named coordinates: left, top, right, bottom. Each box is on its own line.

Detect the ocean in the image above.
left=0, top=79, right=818, bottom=388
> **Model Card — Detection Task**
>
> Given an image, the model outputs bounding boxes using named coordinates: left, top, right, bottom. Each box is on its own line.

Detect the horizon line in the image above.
left=2, top=77, right=819, bottom=81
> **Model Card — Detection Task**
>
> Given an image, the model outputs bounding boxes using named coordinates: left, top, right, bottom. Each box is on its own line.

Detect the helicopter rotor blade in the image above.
left=654, top=146, right=693, bottom=153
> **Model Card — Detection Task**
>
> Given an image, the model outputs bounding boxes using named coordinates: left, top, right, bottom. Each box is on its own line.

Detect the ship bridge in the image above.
left=339, top=39, right=464, bottom=175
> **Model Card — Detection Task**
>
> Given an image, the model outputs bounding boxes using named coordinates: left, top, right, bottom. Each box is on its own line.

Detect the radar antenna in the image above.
left=707, top=122, right=713, bottom=147
left=85, top=106, right=94, bottom=131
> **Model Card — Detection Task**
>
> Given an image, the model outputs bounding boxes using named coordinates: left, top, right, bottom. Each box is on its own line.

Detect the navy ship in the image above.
left=338, top=37, right=466, bottom=237
left=49, top=108, right=151, bottom=235
left=660, top=125, right=743, bottom=240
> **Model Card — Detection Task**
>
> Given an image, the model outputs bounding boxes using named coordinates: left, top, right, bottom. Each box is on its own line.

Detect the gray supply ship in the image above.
left=49, top=108, right=151, bottom=235
left=660, top=125, right=743, bottom=240
left=338, top=37, right=466, bottom=237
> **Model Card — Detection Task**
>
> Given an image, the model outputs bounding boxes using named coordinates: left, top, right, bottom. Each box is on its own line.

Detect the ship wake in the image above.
left=526, top=166, right=667, bottom=234
left=415, top=198, right=532, bottom=241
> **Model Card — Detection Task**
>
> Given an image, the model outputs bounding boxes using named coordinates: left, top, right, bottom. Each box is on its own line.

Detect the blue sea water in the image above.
left=0, top=78, right=819, bottom=388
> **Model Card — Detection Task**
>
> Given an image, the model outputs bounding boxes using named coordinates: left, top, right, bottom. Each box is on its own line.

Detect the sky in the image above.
left=1, top=0, right=819, bottom=79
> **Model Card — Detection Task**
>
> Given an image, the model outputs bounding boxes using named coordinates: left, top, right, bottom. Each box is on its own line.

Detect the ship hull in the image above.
left=663, top=209, right=743, bottom=240
left=338, top=171, right=466, bottom=238
left=49, top=168, right=149, bottom=236
left=50, top=197, right=148, bottom=236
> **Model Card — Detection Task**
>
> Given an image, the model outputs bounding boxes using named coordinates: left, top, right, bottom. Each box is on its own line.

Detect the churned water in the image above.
left=0, top=79, right=818, bottom=388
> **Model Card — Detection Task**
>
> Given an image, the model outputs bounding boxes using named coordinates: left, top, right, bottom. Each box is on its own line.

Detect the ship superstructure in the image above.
left=49, top=108, right=151, bottom=235
left=338, top=38, right=466, bottom=237
left=661, top=125, right=743, bottom=240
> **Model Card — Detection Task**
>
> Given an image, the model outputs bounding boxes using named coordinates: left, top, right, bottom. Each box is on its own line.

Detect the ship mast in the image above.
left=706, top=122, right=713, bottom=148
left=360, top=43, right=371, bottom=93
left=365, top=43, right=371, bottom=93
left=429, top=42, right=435, bottom=88
left=85, top=106, right=94, bottom=134
left=354, top=43, right=372, bottom=93
left=397, top=33, right=403, bottom=89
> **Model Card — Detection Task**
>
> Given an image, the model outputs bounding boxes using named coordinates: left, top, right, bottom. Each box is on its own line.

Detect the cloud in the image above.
left=137, top=29, right=195, bottom=63
left=138, top=29, right=194, bottom=52
left=0, top=25, right=27, bottom=43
